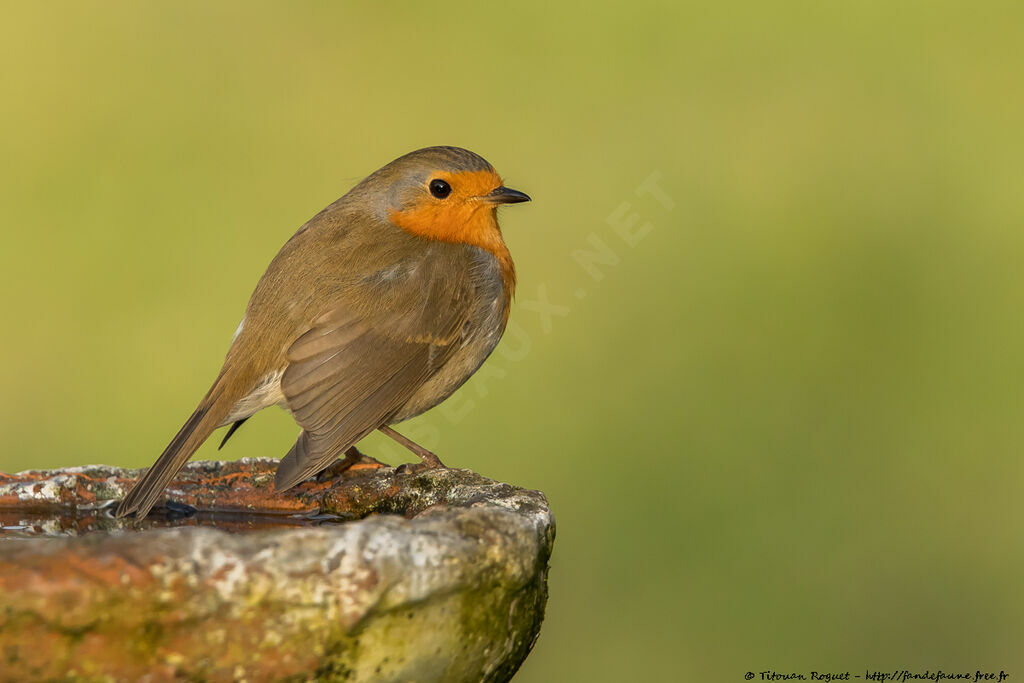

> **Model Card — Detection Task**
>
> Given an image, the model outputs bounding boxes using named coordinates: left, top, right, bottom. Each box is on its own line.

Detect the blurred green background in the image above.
left=3, top=2, right=1024, bottom=680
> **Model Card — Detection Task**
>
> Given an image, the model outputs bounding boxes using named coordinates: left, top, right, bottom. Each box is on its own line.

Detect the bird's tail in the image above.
left=115, top=375, right=233, bottom=520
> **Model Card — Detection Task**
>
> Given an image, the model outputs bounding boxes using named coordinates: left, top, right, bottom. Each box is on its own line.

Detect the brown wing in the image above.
left=273, top=260, right=471, bottom=490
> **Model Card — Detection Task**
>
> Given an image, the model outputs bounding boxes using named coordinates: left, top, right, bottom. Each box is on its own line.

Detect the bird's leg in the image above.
left=378, top=425, right=446, bottom=469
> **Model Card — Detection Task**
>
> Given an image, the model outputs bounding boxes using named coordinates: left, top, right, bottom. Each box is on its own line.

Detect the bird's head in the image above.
left=365, top=146, right=530, bottom=253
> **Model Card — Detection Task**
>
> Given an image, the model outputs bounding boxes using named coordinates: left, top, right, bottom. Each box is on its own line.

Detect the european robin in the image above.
left=116, top=146, right=530, bottom=520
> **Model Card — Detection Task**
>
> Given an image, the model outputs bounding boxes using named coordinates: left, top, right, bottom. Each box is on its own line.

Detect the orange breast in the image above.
left=388, top=169, right=516, bottom=303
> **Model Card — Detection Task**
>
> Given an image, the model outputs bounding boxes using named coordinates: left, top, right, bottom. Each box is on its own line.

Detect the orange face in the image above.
left=387, top=168, right=506, bottom=251
left=387, top=167, right=522, bottom=300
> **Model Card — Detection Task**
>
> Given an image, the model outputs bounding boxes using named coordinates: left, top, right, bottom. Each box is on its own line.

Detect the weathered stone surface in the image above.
left=0, top=459, right=554, bottom=682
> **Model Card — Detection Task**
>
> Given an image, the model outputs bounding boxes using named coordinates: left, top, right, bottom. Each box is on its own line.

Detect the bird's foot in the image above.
left=315, top=446, right=386, bottom=483
left=395, top=459, right=446, bottom=475
left=393, top=443, right=447, bottom=474
left=378, top=425, right=448, bottom=472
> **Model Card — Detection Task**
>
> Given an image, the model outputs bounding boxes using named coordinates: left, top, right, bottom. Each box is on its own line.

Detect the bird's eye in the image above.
left=429, top=178, right=452, bottom=199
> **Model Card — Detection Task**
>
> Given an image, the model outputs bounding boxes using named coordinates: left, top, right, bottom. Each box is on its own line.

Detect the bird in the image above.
left=116, top=146, right=530, bottom=520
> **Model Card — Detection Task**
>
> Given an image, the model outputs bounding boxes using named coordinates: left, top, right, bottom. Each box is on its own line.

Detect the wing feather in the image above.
left=273, top=252, right=472, bottom=491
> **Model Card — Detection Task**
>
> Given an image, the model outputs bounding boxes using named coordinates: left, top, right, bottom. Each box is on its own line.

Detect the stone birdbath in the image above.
left=0, top=456, right=554, bottom=682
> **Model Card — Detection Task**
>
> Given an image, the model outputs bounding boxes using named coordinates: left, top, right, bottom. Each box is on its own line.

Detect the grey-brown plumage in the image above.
left=116, top=146, right=529, bottom=520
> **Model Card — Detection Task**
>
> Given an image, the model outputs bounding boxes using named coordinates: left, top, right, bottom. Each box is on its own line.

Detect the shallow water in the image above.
left=0, top=505, right=343, bottom=539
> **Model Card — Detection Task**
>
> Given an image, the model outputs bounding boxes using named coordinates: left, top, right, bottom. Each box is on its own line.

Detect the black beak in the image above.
left=485, top=186, right=531, bottom=204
